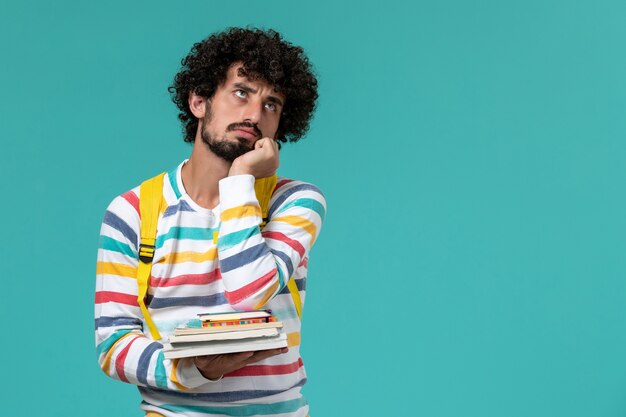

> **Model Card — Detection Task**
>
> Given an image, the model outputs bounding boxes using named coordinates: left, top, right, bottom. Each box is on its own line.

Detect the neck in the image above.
left=181, top=141, right=231, bottom=209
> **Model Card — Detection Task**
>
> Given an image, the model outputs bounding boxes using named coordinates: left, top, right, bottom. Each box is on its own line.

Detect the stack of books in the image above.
left=163, top=309, right=287, bottom=359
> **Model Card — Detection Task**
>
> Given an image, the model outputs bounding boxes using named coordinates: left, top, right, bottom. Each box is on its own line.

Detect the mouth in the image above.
left=233, top=128, right=260, bottom=142
left=227, top=122, right=262, bottom=141
left=232, top=128, right=260, bottom=141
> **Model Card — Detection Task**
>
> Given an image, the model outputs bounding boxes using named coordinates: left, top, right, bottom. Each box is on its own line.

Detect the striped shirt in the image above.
left=95, top=161, right=326, bottom=417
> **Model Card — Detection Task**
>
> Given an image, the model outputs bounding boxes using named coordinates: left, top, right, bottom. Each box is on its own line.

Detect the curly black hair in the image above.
left=168, top=27, right=318, bottom=144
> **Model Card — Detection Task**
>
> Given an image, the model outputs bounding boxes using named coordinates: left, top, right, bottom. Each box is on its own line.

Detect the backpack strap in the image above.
left=136, top=172, right=303, bottom=340
left=137, top=172, right=168, bottom=340
left=287, top=278, right=302, bottom=319
left=254, top=175, right=277, bottom=228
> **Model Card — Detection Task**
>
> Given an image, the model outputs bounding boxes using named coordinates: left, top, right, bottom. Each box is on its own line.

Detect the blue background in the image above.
left=1, top=1, right=626, bottom=416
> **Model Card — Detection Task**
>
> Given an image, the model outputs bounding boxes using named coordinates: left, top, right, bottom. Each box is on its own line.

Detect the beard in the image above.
left=199, top=108, right=260, bottom=162
left=201, top=127, right=252, bottom=162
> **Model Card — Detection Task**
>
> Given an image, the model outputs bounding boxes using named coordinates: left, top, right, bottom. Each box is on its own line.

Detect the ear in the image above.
left=188, top=92, right=207, bottom=119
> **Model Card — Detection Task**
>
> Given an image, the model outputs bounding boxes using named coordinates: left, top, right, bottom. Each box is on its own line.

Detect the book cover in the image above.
left=201, top=316, right=277, bottom=327
left=196, top=309, right=272, bottom=322
left=163, top=334, right=288, bottom=359
left=173, top=321, right=283, bottom=336
left=169, top=327, right=279, bottom=344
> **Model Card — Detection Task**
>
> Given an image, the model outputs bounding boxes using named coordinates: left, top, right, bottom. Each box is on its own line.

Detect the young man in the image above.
left=95, top=28, right=325, bottom=417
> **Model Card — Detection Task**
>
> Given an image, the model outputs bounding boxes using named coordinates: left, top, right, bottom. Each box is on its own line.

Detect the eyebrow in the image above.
left=233, top=82, right=284, bottom=107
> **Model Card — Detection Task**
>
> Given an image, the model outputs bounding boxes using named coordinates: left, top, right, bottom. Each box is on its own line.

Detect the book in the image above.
left=202, top=317, right=278, bottom=327
left=168, top=327, right=279, bottom=344
left=173, top=321, right=283, bottom=336
left=163, top=333, right=288, bottom=359
left=197, top=309, right=272, bottom=322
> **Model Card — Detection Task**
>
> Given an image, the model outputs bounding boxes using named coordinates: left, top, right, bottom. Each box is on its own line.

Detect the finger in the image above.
left=255, top=137, right=271, bottom=149
left=200, top=351, right=256, bottom=376
left=249, top=349, right=283, bottom=361
left=263, top=138, right=278, bottom=156
left=198, top=351, right=254, bottom=362
left=195, top=351, right=253, bottom=370
left=231, top=351, right=255, bottom=360
left=222, top=351, right=255, bottom=368
left=265, top=137, right=278, bottom=151
left=244, top=348, right=288, bottom=365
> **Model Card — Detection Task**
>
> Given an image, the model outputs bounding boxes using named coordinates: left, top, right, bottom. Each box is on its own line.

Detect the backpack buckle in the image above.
left=139, top=243, right=155, bottom=263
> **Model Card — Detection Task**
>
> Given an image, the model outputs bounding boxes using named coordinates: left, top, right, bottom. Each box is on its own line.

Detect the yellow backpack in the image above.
left=136, top=173, right=302, bottom=340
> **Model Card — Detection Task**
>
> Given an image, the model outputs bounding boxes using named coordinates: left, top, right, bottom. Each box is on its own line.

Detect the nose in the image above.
left=241, top=99, right=264, bottom=124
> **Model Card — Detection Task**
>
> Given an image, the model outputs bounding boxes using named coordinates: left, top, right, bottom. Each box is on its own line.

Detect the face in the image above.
left=199, top=64, right=285, bottom=162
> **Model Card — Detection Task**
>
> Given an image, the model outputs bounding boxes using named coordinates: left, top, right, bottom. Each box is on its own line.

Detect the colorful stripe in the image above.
left=170, top=359, right=190, bottom=391
left=218, top=226, right=260, bottom=250
left=252, top=280, right=280, bottom=309
left=148, top=293, right=227, bottom=309
left=156, top=226, right=218, bottom=249
left=99, top=236, right=136, bottom=258
left=102, top=210, right=138, bottom=250
left=220, top=243, right=271, bottom=273
left=154, top=351, right=168, bottom=388
left=275, top=266, right=286, bottom=290
left=116, top=335, right=141, bottom=382
left=167, top=167, right=182, bottom=199
left=163, top=200, right=195, bottom=218
left=262, top=231, right=306, bottom=258
left=272, top=215, right=317, bottom=244
left=96, top=316, right=142, bottom=329
left=277, top=277, right=305, bottom=294
left=158, top=247, right=217, bottom=264
left=121, top=190, right=140, bottom=216
left=150, top=270, right=221, bottom=287
left=96, top=261, right=137, bottom=278
left=226, top=358, right=304, bottom=377
left=137, top=342, right=162, bottom=386
left=139, top=379, right=306, bottom=402
left=268, top=183, right=323, bottom=218
left=224, top=268, right=278, bottom=305
left=275, top=197, right=326, bottom=221
left=158, top=397, right=307, bottom=416
left=97, top=329, right=133, bottom=357
left=100, top=332, right=136, bottom=375
left=221, top=204, right=262, bottom=221
left=275, top=178, right=293, bottom=189
left=287, top=332, right=301, bottom=347
left=269, top=248, right=295, bottom=278
left=95, top=291, right=138, bottom=306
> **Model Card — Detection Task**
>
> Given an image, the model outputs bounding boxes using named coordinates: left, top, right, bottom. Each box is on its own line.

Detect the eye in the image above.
left=265, top=102, right=277, bottom=112
left=234, top=89, right=247, bottom=99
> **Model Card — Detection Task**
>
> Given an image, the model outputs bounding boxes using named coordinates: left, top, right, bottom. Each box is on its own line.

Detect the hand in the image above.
left=229, top=137, right=279, bottom=179
left=193, top=347, right=288, bottom=380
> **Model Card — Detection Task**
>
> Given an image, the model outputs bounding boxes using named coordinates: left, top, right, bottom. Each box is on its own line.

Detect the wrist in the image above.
left=193, top=358, right=224, bottom=382
left=204, top=373, right=224, bottom=382
left=228, top=161, right=252, bottom=177
left=173, top=357, right=219, bottom=389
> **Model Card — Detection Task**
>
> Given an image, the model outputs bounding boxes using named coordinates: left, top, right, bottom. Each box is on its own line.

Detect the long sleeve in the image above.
left=94, top=190, right=210, bottom=391
left=217, top=175, right=326, bottom=310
